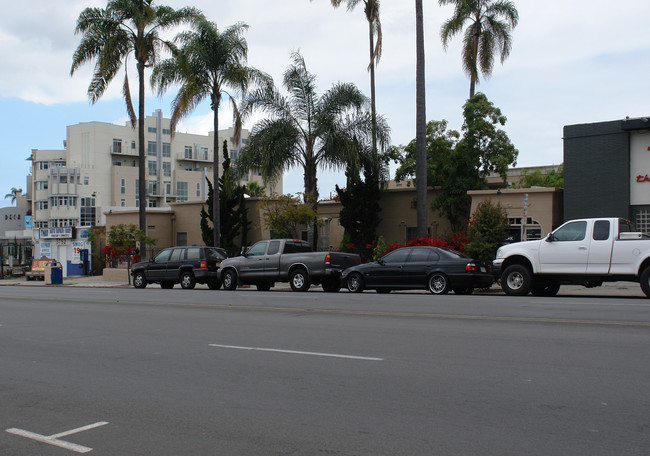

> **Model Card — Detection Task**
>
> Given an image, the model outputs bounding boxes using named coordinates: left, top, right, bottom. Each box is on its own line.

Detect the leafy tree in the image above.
left=319, top=0, right=382, bottom=155
left=395, top=93, right=517, bottom=231
left=151, top=19, right=269, bottom=247
left=244, top=181, right=266, bottom=197
left=257, top=195, right=322, bottom=239
left=464, top=198, right=509, bottom=261
left=4, top=187, right=22, bottom=204
left=105, top=224, right=156, bottom=258
left=440, top=0, right=519, bottom=98
left=71, top=0, right=203, bottom=232
left=513, top=165, right=564, bottom=188
left=238, top=51, right=384, bottom=247
left=415, top=0, right=428, bottom=237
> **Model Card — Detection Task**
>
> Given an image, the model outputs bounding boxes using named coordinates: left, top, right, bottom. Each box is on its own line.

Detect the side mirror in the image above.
left=377, top=257, right=384, bottom=265
left=149, top=258, right=155, bottom=263
left=545, top=233, right=554, bottom=242
left=240, top=247, right=248, bottom=256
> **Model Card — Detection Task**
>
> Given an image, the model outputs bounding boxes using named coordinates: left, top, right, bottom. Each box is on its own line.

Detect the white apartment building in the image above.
left=29, top=110, right=279, bottom=275
left=31, top=110, right=277, bottom=229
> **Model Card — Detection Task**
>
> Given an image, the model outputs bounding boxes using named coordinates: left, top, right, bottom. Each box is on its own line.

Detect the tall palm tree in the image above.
left=439, top=0, right=519, bottom=98
left=4, top=187, right=22, bottom=205
left=415, top=0, right=428, bottom=237
left=238, top=51, right=382, bottom=247
left=71, top=0, right=203, bottom=233
left=151, top=20, right=269, bottom=247
left=317, top=0, right=382, bottom=155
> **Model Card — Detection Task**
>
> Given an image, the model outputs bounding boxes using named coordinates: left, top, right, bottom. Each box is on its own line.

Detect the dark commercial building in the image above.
left=564, top=117, right=650, bottom=232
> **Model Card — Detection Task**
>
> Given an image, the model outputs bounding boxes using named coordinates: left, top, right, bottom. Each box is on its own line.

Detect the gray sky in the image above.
left=1, top=0, right=649, bottom=205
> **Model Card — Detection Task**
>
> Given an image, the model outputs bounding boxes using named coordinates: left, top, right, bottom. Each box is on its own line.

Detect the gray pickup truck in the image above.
left=217, top=239, right=360, bottom=292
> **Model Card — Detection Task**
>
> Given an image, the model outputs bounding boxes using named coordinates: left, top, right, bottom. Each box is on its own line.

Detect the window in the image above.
left=247, top=241, right=268, bottom=256
left=552, top=221, right=587, bottom=241
left=169, top=248, right=184, bottom=261
left=196, top=182, right=201, bottom=197
left=184, top=164, right=193, bottom=171
left=147, top=180, right=158, bottom=196
left=120, top=178, right=126, bottom=194
left=593, top=220, right=610, bottom=241
left=383, top=248, right=411, bottom=264
left=147, top=141, right=157, bottom=156
left=176, top=182, right=188, bottom=202
left=80, top=197, right=96, bottom=226
left=131, top=141, right=136, bottom=149
left=112, top=159, right=122, bottom=166
left=267, top=240, right=281, bottom=255
left=409, top=248, right=433, bottom=262
left=147, top=199, right=158, bottom=208
left=112, top=138, right=122, bottom=153
left=163, top=162, right=171, bottom=177
left=35, top=201, right=48, bottom=210
left=84, top=176, right=89, bottom=185
left=35, top=181, right=48, bottom=190
left=199, top=147, right=208, bottom=160
left=59, top=175, right=68, bottom=184
left=37, top=161, right=49, bottom=170
left=186, top=247, right=201, bottom=260
left=176, top=232, right=187, bottom=246
left=163, top=128, right=171, bottom=135
left=120, top=199, right=125, bottom=207
left=162, top=142, right=171, bottom=158
left=184, top=146, right=193, bottom=159
left=148, top=126, right=157, bottom=133
left=154, top=249, right=172, bottom=262
left=165, top=182, right=171, bottom=195
left=148, top=160, right=157, bottom=176
left=230, top=150, right=238, bottom=160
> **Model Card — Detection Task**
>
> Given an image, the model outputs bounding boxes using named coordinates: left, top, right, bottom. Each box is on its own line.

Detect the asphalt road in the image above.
left=1, top=287, right=649, bottom=455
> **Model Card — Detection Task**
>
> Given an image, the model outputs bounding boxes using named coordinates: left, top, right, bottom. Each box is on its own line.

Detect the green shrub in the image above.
left=464, top=199, right=509, bottom=261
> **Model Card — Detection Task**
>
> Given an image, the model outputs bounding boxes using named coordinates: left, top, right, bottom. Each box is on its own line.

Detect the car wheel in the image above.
left=290, top=269, right=310, bottom=292
left=222, top=269, right=237, bottom=291
left=321, top=277, right=341, bottom=293
left=501, top=264, right=533, bottom=296
left=641, top=268, right=650, bottom=298
left=160, top=282, right=174, bottom=289
left=256, top=282, right=272, bottom=291
left=347, top=272, right=364, bottom=293
left=207, top=279, right=222, bottom=290
left=453, top=287, right=474, bottom=295
left=180, top=271, right=196, bottom=289
left=133, top=271, right=147, bottom=289
left=428, top=273, right=449, bottom=294
left=531, top=281, right=560, bottom=297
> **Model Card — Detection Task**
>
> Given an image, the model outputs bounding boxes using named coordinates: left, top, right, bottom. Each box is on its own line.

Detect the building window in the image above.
left=230, top=149, right=238, bottom=160
left=636, top=210, right=650, bottom=235
left=120, top=199, right=126, bottom=207
left=163, top=161, right=171, bottom=177
left=148, top=160, right=157, bottom=176
left=147, top=180, right=158, bottom=196
left=162, top=142, right=171, bottom=158
left=59, top=175, right=68, bottom=184
left=163, top=128, right=171, bottom=135
left=176, top=232, right=188, bottom=246
left=131, top=141, right=136, bottom=149
left=112, top=159, right=122, bottom=166
left=147, top=141, right=157, bottom=156
left=37, top=161, right=49, bottom=170
left=148, top=127, right=157, bottom=133
left=196, top=182, right=200, bottom=197
left=80, top=197, right=96, bottom=226
left=84, top=176, right=89, bottom=185
left=176, top=182, right=188, bottom=202
left=184, top=164, right=193, bottom=171
left=184, top=145, right=193, bottom=159
left=54, top=160, right=66, bottom=167
left=120, top=178, right=126, bottom=194
left=199, top=147, right=208, bottom=160
left=165, top=182, right=171, bottom=195
left=148, top=199, right=158, bottom=208
left=112, top=138, right=122, bottom=153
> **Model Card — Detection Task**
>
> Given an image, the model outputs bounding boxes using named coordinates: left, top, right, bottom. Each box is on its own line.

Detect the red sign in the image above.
left=637, top=174, right=650, bottom=182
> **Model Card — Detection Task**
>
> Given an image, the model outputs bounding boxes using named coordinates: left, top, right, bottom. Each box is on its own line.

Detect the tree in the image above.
left=238, top=51, right=382, bottom=247
left=72, top=1, right=202, bottom=233
left=513, top=165, right=564, bottom=188
left=151, top=19, right=269, bottom=247
left=415, top=0, right=428, bottom=237
left=464, top=198, right=509, bottom=261
left=244, top=181, right=266, bottom=197
left=257, top=195, right=322, bottom=239
left=4, top=187, right=22, bottom=204
left=319, top=0, right=382, bottom=156
left=395, top=93, right=517, bottom=231
left=439, top=0, right=519, bottom=98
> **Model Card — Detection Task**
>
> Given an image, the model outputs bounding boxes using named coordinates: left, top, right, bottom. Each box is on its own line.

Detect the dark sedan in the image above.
left=341, top=246, right=493, bottom=294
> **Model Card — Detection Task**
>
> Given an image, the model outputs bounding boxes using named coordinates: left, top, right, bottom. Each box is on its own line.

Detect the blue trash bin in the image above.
left=45, top=261, right=63, bottom=285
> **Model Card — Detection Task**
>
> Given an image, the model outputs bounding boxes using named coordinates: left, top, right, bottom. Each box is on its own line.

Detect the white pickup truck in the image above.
left=493, top=218, right=650, bottom=297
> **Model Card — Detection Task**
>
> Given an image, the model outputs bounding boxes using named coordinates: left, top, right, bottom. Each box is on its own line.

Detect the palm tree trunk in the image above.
left=415, top=0, right=428, bottom=238
left=368, top=20, right=378, bottom=156
left=212, top=94, right=221, bottom=247
left=137, top=61, right=147, bottom=237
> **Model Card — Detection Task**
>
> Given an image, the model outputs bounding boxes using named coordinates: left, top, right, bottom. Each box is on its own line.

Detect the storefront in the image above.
left=33, top=227, right=92, bottom=276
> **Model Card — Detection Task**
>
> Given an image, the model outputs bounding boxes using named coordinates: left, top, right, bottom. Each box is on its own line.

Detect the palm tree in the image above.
left=71, top=0, right=203, bottom=233
left=317, top=0, right=382, bottom=155
left=415, top=0, right=428, bottom=237
left=4, top=187, right=22, bottom=205
left=439, top=0, right=519, bottom=98
left=151, top=20, right=269, bottom=247
left=238, top=51, right=382, bottom=247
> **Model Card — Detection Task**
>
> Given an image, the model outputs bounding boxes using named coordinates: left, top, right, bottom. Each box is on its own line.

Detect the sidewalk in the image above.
left=0, top=275, right=645, bottom=297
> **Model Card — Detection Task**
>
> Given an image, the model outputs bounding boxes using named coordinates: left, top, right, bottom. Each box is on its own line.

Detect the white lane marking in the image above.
left=209, top=344, right=383, bottom=361
left=6, top=421, right=109, bottom=453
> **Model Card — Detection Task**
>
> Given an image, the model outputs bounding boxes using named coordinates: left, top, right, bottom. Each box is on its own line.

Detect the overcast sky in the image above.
left=1, top=0, right=649, bottom=207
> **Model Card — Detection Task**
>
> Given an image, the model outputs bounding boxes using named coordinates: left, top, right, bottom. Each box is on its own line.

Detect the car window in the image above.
left=186, top=247, right=201, bottom=260
left=383, top=248, right=411, bottom=264
left=154, top=249, right=172, bottom=262
left=553, top=221, right=587, bottom=241
left=593, top=220, right=610, bottom=241
left=247, top=241, right=268, bottom=256
left=169, top=248, right=184, bottom=262
left=283, top=241, right=312, bottom=253
left=206, top=248, right=227, bottom=261
left=428, top=250, right=441, bottom=262
left=409, top=248, right=431, bottom=262
left=267, top=240, right=281, bottom=255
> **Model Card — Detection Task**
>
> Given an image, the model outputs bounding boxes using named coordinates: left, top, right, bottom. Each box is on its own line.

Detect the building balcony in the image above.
left=176, top=153, right=213, bottom=163
left=110, top=146, right=138, bottom=156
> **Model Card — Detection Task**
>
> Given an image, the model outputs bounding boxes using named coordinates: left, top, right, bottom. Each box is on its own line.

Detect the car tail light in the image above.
left=200, top=260, right=208, bottom=269
left=325, top=254, right=331, bottom=265
left=465, top=263, right=477, bottom=272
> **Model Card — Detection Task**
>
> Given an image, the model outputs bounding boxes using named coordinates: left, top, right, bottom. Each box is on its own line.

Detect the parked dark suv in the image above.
left=131, top=246, right=228, bottom=289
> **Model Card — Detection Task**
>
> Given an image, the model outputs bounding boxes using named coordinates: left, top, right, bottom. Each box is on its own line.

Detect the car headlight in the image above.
left=496, top=248, right=503, bottom=259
